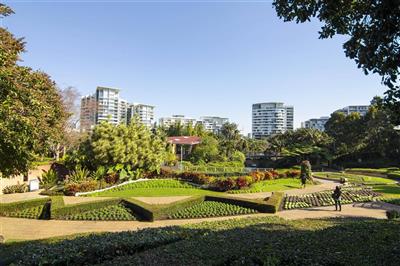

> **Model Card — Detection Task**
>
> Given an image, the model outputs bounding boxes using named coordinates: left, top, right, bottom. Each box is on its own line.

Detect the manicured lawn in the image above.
left=91, top=187, right=222, bottom=197
left=372, top=184, right=400, bottom=199
left=2, top=217, right=399, bottom=265
left=314, top=171, right=396, bottom=185
left=228, top=178, right=306, bottom=194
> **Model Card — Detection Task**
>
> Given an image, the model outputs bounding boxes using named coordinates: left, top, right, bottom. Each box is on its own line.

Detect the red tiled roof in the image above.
left=167, top=136, right=201, bottom=145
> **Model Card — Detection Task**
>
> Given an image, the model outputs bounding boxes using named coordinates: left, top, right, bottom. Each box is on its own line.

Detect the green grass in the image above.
left=228, top=178, right=308, bottom=194
left=89, top=179, right=222, bottom=197
left=372, top=184, right=400, bottom=199
left=314, top=171, right=396, bottom=185
left=91, top=187, right=223, bottom=197
left=2, top=217, right=399, bottom=265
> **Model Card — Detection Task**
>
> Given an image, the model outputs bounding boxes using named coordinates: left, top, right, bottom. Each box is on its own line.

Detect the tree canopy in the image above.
left=0, top=4, right=67, bottom=176
left=273, top=0, right=400, bottom=124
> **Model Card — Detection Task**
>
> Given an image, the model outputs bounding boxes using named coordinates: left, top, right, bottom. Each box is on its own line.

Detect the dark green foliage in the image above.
left=273, top=0, right=400, bottom=124
left=1, top=227, right=196, bottom=265
left=168, top=201, right=258, bottom=219
left=383, top=198, right=400, bottom=206
left=386, top=210, right=400, bottom=220
left=4, top=218, right=398, bottom=265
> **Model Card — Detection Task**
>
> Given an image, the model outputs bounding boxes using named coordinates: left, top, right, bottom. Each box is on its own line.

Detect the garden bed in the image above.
left=283, top=187, right=381, bottom=210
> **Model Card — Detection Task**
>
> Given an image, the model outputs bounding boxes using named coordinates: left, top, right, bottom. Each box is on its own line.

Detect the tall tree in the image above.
left=0, top=4, right=67, bottom=176
left=273, top=0, right=400, bottom=124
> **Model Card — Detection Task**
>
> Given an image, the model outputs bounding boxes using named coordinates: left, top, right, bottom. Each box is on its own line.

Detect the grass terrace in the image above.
left=228, top=178, right=311, bottom=194
left=314, top=171, right=396, bottom=185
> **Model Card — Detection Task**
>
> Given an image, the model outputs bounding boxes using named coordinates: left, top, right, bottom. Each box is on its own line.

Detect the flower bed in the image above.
left=64, top=204, right=137, bottom=221
left=168, top=201, right=258, bottom=219
left=283, top=187, right=381, bottom=210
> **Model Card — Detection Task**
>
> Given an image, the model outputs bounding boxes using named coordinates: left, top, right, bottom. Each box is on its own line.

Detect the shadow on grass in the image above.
left=1, top=217, right=399, bottom=266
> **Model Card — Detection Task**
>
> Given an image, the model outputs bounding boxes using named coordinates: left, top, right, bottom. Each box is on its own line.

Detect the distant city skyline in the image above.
left=3, top=2, right=384, bottom=134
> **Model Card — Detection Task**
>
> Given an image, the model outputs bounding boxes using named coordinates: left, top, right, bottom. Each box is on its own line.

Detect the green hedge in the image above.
left=265, top=192, right=285, bottom=213
left=50, top=197, right=122, bottom=220
left=124, top=196, right=205, bottom=221
left=0, top=198, right=50, bottom=219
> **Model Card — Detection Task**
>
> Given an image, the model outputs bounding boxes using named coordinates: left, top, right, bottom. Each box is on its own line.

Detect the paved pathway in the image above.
left=230, top=178, right=338, bottom=200
left=0, top=190, right=47, bottom=204
left=0, top=202, right=393, bottom=242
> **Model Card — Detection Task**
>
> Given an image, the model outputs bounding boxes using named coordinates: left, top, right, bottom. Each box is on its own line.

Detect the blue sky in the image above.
left=3, top=0, right=385, bottom=134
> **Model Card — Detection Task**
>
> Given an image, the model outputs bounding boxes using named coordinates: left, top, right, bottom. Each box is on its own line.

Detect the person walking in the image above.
left=332, top=186, right=342, bottom=211
left=300, top=173, right=307, bottom=189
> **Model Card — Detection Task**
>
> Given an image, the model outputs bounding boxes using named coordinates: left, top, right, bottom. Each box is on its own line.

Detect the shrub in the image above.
left=2, top=183, right=28, bottom=194
left=215, top=178, right=236, bottom=192
left=264, top=171, right=274, bottom=180
left=286, top=170, right=300, bottom=178
left=386, top=210, right=400, bottom=220
left=68, top=165, right=90, bottom=183
left=250, top=171, right=265, bottom=182
left=50, top=162, right=70, bottom=180
left=64, top=180, right=98, bottom=196
left=236, top=176, right=253, bottom=189
left=104, top=173, right=119, bottom=185
left=278, top=173, right=287, bottom=179
left=40, top=169, right=58, bottom=187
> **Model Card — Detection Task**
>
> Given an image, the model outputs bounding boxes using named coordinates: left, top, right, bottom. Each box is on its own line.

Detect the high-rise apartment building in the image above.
left=198, top=116, right=229, bottom=134
left=80, top=86, right=156, bottom=132
left=335, top=105, right=370, bottom=116
left=302, top=116, right=330, bottom=132
left=127, top=103, right=155, bottom=128
left=159, top=115, right=197, bottom=128
left=252, top=102, right=294, bottom=139
left=80, top=94, right=97, bottom=132
left=95, top=87, right=121, bottom=125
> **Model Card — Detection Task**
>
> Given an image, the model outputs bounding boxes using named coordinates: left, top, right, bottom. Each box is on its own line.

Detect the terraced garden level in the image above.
left=283, top=187, right=381, bottom=210
left=63, top=204, right=137, bottom=221
left=168, top=201, right=258, bottom=219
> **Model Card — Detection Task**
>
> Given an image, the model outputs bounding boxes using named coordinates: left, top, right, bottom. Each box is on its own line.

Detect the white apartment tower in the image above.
left=80, top=94, right=97, bottom=132
left=80, top=86, right=156, bottom=132
left=127, top=103, right=155, bottom=128
left=252, top=102, right=294, bottom=139
left=198, top=116, right=229, bottom=134
left=335, top=105, right=370, bottom=116
left=95, top=87, right=121, bottom=125
left=159, top=115, right=197, bottom=128
left=302, top=116, right=330, bottom=132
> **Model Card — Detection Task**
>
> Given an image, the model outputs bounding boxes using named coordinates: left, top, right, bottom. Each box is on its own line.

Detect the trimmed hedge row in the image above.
left=124, top=196, right=205, bottom=221
left=1, top=193, right=284, bottom=222
left=50, top=197, right=122, bottom=220
left=0, top=198, right=50, bottom=219
left=205, top=193, right=283, bottom=214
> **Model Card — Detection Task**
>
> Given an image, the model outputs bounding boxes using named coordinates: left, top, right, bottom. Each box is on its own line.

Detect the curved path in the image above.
left=227, top=178, right=338, bottom=200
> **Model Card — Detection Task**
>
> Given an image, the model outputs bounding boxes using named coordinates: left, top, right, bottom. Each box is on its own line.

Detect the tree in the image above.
left=218, top=122, right=244, bottom=159
left=68, top=119, right=167, bottom=178
left=0, top=4, right=67, bottom=176
left=189, top=135, right=219, bottom=163
left=300, top=160, right=313, bottom=182
left=273, top=0, right=400, bottom=124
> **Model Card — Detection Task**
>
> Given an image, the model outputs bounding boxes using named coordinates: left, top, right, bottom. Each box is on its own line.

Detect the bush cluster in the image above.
left=2, top=183, right=28, bottom=194
left=64, top=180, right=98, bottom=196
left=386, top=210, right=400, bottom=220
